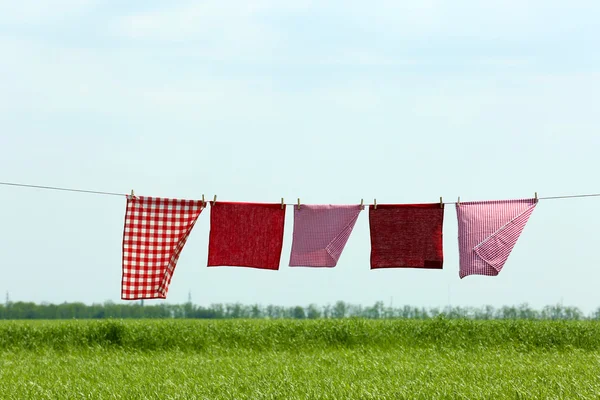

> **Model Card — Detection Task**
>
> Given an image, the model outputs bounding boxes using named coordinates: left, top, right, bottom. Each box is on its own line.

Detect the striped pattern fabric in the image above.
left=289, top=205, right=362, bottom=267
left=122, top=196, right=204, bottom=300
left=456, top=199, right=537, bottom=278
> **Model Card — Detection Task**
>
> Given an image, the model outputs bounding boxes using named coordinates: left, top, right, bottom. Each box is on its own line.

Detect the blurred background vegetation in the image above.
left=1, top=300, right=597, bottom=320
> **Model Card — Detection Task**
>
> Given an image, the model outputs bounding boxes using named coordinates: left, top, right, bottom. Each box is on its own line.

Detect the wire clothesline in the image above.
left=446, top=193, right=600, bottom=204
left=1, top=180, right=600, bottom=205
left=0, top=181, right=124, bottom=197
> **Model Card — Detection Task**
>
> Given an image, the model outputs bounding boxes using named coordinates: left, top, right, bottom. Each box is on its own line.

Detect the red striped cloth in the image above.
left=289, top=204, right=362, bottom=267
left=208, top=202, right=286, bottom=270
left=369, top=204, right=444, bottom=269
left=456, top=199, right=537, bottom=278
left=121, top=196, right=204, bottom=300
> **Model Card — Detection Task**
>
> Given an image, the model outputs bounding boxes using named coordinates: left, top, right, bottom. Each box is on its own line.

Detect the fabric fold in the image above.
left=208, top=202, right=286, bottom=270
left=289, top=205, right=362, bottom=267
left=121, top=196, right=204, bottom=300
left=457, top=199, right=537, bottom=278
left=369, top=203, right=444, bottom=269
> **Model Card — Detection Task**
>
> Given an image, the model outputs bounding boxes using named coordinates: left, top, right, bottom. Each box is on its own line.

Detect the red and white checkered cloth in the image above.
left=121, top=196, right=204, bottom=300
left=456, top=199, right=537, bottom=278
left=289, top=204, right=362, bottom=267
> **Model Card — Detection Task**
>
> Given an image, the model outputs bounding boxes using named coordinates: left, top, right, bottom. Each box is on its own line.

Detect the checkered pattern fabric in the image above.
left=289, top=204, right=362, bottom=267
left=122, top=196, right=204, bottom=300
left=456, top=199, right=537, bottom=278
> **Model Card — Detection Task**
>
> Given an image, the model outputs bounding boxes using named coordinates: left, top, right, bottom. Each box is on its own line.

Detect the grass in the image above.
left=1, top=319, right=600, bottom=399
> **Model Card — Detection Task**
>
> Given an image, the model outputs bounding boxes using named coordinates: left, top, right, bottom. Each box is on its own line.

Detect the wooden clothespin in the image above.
left=297, top=198, right=301, bottom=210
left=281, top=198, right=285, bottom=210
left=374, top=199, right=377, bottom=210
left=202, top=194, right=206, bottom=208
left=212, top=195, right=217, bottom=206
left=457, top=196, right=461, bottom=207
left=130, top=189, right=135, bottom=199
left=440, top=197, right=443, bottom=208
left=534, top=192, right=538, bottom=203
left=360, top=199, right=364, bottom=210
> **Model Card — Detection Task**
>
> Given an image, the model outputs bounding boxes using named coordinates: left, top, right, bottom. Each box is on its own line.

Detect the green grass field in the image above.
left=1, top=319, right=600, bottom=399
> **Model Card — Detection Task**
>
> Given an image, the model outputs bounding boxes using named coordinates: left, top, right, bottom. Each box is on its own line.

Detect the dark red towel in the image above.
left=208, top=202, right=286, bottom=270
left=369, top=203, right=444, bottom=269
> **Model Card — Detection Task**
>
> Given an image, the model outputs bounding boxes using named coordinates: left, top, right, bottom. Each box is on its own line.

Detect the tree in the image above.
left=332, top=301, right=347, bottom=319
left=306, top=304, right=321, bottom=319
left=292, top=306, right=306, bottom=319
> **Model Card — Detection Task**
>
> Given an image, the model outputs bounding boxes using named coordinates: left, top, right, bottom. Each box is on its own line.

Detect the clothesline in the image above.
left=2, top=179, right=598, bottom=300
left=1, top=180, right=600, bottom=204
left=0, top=181, right=124, bottom=197
left=446, top=193, right=600, bottom=204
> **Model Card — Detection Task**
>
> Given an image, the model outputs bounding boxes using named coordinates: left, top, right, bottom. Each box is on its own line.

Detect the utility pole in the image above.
left=4, top=291, right=9, bottom=319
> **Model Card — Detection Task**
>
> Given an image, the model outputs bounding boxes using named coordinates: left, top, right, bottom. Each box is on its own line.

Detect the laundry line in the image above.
left=1, top=180, right=599, bottom=204
left=0, top=180, right=124, bottom=197
left=2, top=179, right=598, bottom=300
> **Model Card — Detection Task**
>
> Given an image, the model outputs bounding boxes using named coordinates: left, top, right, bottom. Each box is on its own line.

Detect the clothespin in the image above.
left=281, top=198, right=285, bottom=210
left=534, top=192, right=538, bottom=203
left=297, top=198, right=301, bottom=210
left=374, top=199, right=377, bottom=210
left=202, top=194, right=206, bottom=208
left=360, top=199, right=364, bottom=210
left=440, top=197, right=443, bottom=208
left=212, top=195, right=217, bottom=206
left=130, top=189, right=135, bottom=199
left=457, top=196, right=460, bottom=207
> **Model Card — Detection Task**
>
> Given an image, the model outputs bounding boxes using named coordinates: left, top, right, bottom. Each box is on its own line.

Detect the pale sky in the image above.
left=1, top=1, right=599, bottom=312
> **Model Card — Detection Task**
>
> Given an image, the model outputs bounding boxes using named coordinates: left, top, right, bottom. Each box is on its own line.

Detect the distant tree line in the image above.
left=1, top=301, right=599, bottom=320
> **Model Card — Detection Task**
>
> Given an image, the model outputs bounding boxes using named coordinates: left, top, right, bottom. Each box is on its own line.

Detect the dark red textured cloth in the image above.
left=208, top=202, right=286, bottom=270
left=369, top=203, right=444, bottom=269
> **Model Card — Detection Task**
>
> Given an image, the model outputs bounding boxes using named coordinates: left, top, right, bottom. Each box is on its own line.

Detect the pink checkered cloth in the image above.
left=456, top=199, right=537, bottom=278
left=289, top=204, right=362, bottom=267
left=121, top=196, right=204, bottom=300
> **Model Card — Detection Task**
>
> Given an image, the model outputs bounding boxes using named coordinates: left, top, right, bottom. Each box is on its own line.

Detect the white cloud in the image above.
left=2, top=33, right=598, bottom=132
left=112, top=1, right=296, bottom=63
left=0, top=37, right=285, bottom=122
left=0, top=0, right=95, bottom=24
left=1, top=0, right=598, bottom=126
left=106, top=0, right=600, bottom=68
left=347, top=0, right=600, bottom=39
left=112, top=1, right=319, bottom=51
left=115, top=0, right=599, bottom=40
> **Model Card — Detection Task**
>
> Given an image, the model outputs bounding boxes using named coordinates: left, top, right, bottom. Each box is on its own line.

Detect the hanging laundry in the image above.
left=289, top=204, right=362, bottom=267
left=456, top=199, right=537, bottom=278
left=121, top=196, right=204, bottom=300
left=369, top=204, right=444, bottom=269
left=208, top=202, right=286, bottom=270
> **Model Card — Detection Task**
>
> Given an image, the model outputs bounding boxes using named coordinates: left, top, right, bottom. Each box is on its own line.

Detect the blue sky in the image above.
left=1, top=0, right=599, bottom=311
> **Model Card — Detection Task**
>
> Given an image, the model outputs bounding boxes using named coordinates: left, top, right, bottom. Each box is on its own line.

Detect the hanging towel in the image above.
left=289, top=204, right=362, bottom=267
left=456, top=199, right=537, bottom=278
left=369, top=204, right=444, bottom=269
left=208, top=202, right=285, bottom=270
left=121, top=196, right=204, bottom=300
